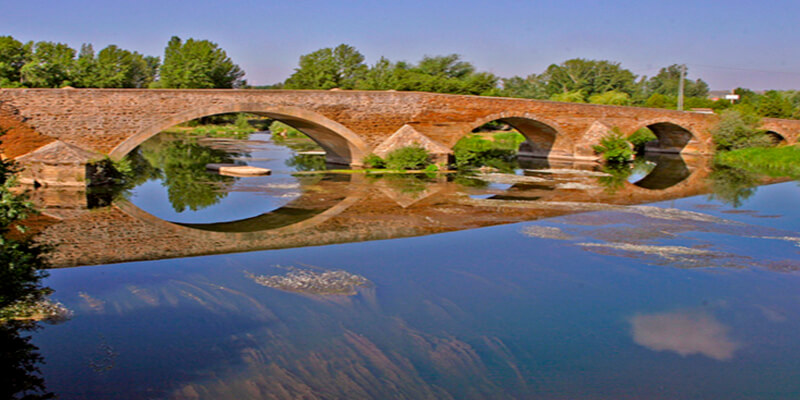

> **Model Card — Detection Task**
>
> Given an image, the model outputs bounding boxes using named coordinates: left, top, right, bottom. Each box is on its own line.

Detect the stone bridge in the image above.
left=1, top=88, right=799, bottom=185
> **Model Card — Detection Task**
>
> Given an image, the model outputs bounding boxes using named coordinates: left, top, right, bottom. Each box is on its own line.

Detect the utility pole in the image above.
left=677, top=64, right=686, bottom=111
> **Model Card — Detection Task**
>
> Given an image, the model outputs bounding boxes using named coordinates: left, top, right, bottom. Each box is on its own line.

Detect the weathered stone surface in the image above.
left=373, top=124, right=451, bottom=159
left=14, top=140, right=99, bottom=186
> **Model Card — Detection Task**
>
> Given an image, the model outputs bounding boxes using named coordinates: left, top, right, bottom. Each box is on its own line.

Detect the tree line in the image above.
left=0, top=35, right=243, bottom=89
left=2, top=36, right=799, bottom=119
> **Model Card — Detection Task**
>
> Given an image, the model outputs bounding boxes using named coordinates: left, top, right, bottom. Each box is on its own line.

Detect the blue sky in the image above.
left=3, top=0, right=799, bottom=89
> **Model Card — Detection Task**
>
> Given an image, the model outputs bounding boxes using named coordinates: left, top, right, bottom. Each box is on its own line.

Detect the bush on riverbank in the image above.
left=358, top=145, right=433, bottom=171
left=593, top=130, right=634, bottom=163
left=712, top=109, right=771, bottom=151
left=385, top=144, right=433, bottom=170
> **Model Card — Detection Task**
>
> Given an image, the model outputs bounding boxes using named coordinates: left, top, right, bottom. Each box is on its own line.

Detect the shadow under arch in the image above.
left=109, top=104, right=370, bottom=166
left=115, top=174, right=368, bottom=241
left=631, top=120, right=699, bottom=154
left=467, top=112, right=574, bottom=159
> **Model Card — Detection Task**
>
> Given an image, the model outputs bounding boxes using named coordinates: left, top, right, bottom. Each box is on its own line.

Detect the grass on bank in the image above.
left=715, top=146, right=800, bottom=180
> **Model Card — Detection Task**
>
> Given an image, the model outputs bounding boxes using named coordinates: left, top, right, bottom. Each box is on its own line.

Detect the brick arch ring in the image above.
left=109, top=103, right=371, bottom=166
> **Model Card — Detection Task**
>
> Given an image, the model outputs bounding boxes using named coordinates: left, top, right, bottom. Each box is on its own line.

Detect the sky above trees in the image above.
left=2, top=0, right=799, bottom=89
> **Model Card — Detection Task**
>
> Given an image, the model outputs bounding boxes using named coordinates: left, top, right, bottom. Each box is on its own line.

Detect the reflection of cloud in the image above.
left=630, top=311, right=738, bottom=361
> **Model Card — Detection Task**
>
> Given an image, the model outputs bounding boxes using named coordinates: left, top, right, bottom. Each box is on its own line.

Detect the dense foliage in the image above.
left=711, top=109, right=772, bottom=151
left=0, top=35, right=242, bottom=89
left=593, top=130, right=634, bottom=163
left=153, top=37, right=244, bottom=89
left=384, top=145, right=433, bottom=170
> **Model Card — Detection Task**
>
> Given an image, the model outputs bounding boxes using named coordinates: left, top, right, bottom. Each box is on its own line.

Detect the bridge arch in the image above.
left=628, top=119, right=700, bottom=154
left=466, top=112, right=574, bottom=159
left=764, top=130, right=788, bottom=146
left=109, top=103, right=370, bottom=166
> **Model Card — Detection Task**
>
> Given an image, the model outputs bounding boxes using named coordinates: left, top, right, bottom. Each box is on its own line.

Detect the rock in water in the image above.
left=206, top=163, right=271, bottom=176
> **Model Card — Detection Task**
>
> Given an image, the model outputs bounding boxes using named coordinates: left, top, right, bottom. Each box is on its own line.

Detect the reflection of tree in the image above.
left=707, top=163, right=759, bottom=208
left=139, top=137, right=236, bottom=212
left=0, top=321, right=55, bottom=400
left=1, top=134, right=56, bottom=399
left=286, top=154, right=326, bottom=171
left=596, top=163, right=633, bottom=194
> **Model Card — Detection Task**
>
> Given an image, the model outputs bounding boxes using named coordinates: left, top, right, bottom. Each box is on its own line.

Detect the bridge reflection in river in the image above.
left=22, top=154, right=725, bottom=268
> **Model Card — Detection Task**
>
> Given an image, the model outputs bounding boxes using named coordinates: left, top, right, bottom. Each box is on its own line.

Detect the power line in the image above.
left=688, top=63, right=800, bottom=76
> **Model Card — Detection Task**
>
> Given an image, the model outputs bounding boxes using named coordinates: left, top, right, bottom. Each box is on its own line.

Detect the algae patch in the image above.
left=247, top=266, right=370, bottom=296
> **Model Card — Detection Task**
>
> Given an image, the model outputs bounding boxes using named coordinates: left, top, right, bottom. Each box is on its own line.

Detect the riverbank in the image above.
left=716, top=145, right=800, bottom=179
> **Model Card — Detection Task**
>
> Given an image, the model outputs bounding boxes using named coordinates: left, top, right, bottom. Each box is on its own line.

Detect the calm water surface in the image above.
left=18, top=133, right=800, bottom=399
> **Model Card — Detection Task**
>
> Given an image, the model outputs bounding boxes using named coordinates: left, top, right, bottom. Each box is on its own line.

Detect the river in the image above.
left=12, top=132, right=800, bottom=399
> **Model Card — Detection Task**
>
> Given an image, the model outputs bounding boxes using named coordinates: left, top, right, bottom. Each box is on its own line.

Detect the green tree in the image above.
left=588, top=90, right=631, bottom=105
left=757, top=90, right=793, bottom=118
left=72, top=44, right=97, bottom=87
left=93, top=45, right=152, bottom=88
left=358, top=56, right=397, bottom=90
left=0, top=36, right=31, bottom=87
left=540, top=59, right=638, bottom=98
left=284, top=44, right=367, bottom=90
left=364, top=54, right=499, bottom=95
left=501, top=75, right=548, bottom=99
left=646, top=65, right=709, bottom=98
left=154, top=36, right=244, bottom=88
left=19, top=41, right=76, bottom=87
left=644, top=93, right=676, bottom=109
left=550, top=90, right=587, bottom=103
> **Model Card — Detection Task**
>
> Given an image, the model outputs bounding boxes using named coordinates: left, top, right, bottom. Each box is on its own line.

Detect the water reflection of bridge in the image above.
left=22, top=155, right=729, bottom=268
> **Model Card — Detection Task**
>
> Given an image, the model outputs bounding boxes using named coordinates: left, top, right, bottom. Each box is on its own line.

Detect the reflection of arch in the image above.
left=765, top=131, right=787, bottom=146
left=109, top=104, right=369, bottom=166
left=630, top=119, right=699, bottom=154
left=629, top=153, right=692, bottom=190
left=115, top=174, right=367, bottom=240
left=467, top=112, right=573, bottom=159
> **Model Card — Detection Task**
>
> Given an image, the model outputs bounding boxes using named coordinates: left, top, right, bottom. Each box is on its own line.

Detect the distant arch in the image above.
left=629, top=119, right=699, bottom=154
left=765, top=130, right=787, bottom=146
left=466, top=112, right=574, bottom=159
left=109, top=103, right=370, bottom=166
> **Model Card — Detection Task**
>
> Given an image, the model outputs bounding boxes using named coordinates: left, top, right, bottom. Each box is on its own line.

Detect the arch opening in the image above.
left=110, top=105, right=368, bottom=167
left=765, top=131, right=787, bottom=146
left=641, top=122, right=697, bottom=154
left=457, top=115, right=568, bottom=170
